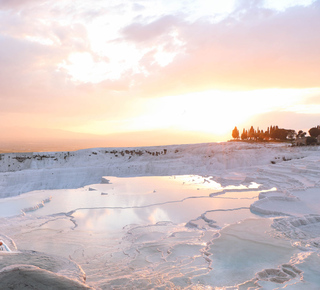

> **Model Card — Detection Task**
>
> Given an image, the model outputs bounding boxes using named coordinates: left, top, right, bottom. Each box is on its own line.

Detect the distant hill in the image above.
left=0, top=127, right=222, bottom=152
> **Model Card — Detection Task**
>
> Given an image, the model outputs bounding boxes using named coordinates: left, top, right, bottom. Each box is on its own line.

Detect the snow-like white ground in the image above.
left=0, top=142, right=320, bottom=289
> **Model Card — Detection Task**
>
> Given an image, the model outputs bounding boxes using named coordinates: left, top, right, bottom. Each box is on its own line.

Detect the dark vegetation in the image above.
left=231, top=125, right=320, bottom=145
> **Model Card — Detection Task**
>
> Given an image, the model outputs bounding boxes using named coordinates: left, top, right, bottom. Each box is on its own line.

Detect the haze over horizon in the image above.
left=1, top=0, right=320, bottom=150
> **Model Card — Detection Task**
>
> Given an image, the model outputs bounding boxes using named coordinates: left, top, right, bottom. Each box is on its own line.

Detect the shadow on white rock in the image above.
left=0, top=250, right=93, bottom=289
left=0, top=265, right=93, bottom=290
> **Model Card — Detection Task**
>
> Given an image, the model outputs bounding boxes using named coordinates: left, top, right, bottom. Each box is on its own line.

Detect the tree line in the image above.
left=232, top=125, right=320, bottom=143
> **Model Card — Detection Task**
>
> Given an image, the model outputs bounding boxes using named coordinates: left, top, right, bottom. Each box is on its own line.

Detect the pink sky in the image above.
left=0, top=0, right=320, bottom=149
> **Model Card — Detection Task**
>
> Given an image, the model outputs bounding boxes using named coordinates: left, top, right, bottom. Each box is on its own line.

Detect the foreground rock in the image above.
left=0, top=251, right=93, bottom=289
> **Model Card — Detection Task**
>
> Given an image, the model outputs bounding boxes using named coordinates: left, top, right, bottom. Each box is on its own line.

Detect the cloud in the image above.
left=0, top=0, right=319, bottom=141
left=0, top=34, right=140, bottom=130
left=121, top=15, right=181, bottom=43
left=0, top=35, right=62, bottom=96
left=0, top=0, right=41, bottom=9
left=304, top=95, right=320, bottom=105
left=132, top=3, right=145, bottom=12
left=0, top=35, right=125, bottom=128
left=120, top=0, right=320, bottom=94
left=0, top=2, right=94, bottom=121
left=235, top=0, right=264, bottom=12
left=242, top=110, right=320, bottom=132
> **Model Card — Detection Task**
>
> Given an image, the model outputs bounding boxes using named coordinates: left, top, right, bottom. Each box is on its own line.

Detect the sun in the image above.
left=121, top=90, right=254, bottom=137
left=65, top=88, right=320, bottom=141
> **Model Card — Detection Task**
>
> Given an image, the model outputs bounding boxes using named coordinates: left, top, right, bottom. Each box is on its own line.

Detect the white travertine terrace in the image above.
left=0, top=142, right=320, bottom=289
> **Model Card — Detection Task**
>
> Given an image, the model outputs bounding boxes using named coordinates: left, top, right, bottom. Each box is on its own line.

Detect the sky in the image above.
left=0, top=0, right=320, bottom=148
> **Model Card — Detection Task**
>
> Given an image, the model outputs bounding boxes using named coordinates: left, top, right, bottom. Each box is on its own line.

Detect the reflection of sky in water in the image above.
left=72, top=193, right=259, bottom=232
left=2, top=175, right=318, bottom=289
left=0, top=175, right=262, bottom=232
left=199, top=218, right=300, bottom=287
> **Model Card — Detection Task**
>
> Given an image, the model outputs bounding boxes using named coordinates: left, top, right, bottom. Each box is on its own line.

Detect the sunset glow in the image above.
left=0, top=0, right=320, bottom=148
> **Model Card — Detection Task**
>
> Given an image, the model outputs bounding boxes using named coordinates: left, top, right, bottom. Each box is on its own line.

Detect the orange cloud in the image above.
left=120, top=3, right=320, bottom=94
left=0, top=0, right=319, bottom=146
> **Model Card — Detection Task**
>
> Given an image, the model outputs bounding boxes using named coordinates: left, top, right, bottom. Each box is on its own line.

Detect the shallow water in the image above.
left=1, top=175, right=320, bottom=289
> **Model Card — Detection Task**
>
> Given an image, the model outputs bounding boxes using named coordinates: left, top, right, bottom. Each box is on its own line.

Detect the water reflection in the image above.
left=0, top=175, right=262, bottom=231
left=68, top=176, right=261, bottom=231
left=2, top=175, right=297, bottom=289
